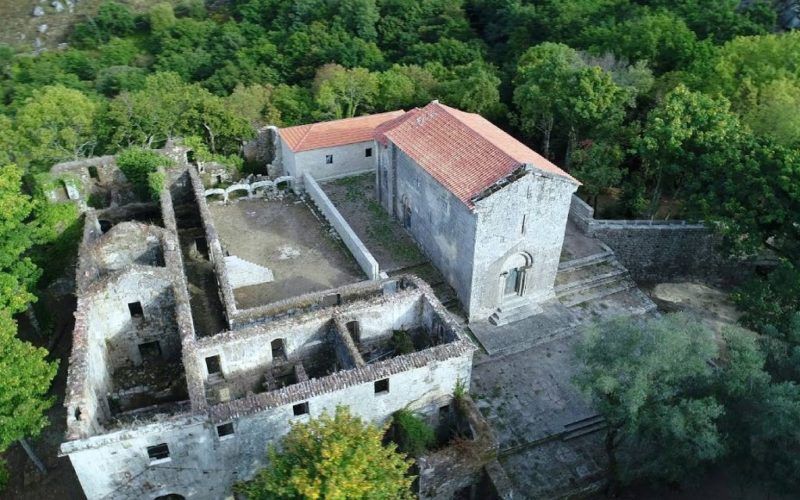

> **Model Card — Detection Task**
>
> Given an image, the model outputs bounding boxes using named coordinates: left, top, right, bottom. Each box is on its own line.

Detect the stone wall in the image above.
left=470, top=169, right=577, bottom=319
left=378, top=142, right=478, bottom=313
left=304, top=173, right=381, bottom=280
left=282, top=140, right=376, bottom=189
left=568, top=195, right=746, bottom=283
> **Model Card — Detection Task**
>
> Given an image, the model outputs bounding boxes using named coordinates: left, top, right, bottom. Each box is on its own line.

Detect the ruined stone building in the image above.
left=275, top=101, right=580, bottom=323
left=58, top=148, right=477, bottom=499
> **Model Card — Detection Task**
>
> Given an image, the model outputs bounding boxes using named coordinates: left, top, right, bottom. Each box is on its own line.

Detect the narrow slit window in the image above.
left=293, top=402, right=309, bottom=416
left=374, top=378, right=390, bottom=395
left=521, top=214, right=527, bottom=235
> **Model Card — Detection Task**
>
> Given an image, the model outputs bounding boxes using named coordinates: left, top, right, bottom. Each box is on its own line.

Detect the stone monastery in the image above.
left=57, top=101, right=589, bottom=499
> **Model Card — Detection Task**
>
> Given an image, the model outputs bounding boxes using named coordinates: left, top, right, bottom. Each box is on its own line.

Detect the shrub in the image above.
left=116, top=147, right=173, bottom=199
left=392, top=409, right=435, bottom=457
left=391, top=329, right=414, bottom=354
left=147, top=171, right=165, bottom=201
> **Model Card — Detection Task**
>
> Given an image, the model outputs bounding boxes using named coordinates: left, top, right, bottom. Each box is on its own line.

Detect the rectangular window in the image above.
left=147, top=443, right=170, bottom=463
left=205, top=355, right=221, bottom=375
left=216, top=422, right=234, bottom=438
left=127, top=301, right=143, bottom=319
left=293, top=402, right=309, bottom=416
left=374, top=378, right=390, bottom=395
left=325, top=154, right=333, bottom=164
left=365, top=147, right=372, bottom=157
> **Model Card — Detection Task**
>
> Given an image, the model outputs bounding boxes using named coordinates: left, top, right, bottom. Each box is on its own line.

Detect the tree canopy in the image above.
left=236, top=406, right=414, bottom=499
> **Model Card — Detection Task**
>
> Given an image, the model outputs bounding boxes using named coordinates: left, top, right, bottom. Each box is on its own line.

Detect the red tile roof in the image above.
left=376, top=102, right=578, bottom=207
left=279, top=111, right=406, bottom=152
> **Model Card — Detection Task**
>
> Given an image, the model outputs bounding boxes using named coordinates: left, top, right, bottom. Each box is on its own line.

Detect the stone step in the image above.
left=562, top=420, right=607, bottom=441
left=560, top=280, right=636, bottom=308
left=558, top=250, right=614, bottom=272
left=555, top=268, right=628, bottom=296
left=489, top=302, right=543, bottom=326
left=495, top=296, right=530, bottom=313
left=563, top=414, right=604, bottom=432
left=555, top=260, right=620, bottom=287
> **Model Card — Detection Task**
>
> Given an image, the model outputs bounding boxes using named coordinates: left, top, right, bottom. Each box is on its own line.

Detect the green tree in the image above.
left=0, top=165, right=40, bottom=315
left=0, top=310, right=58, bottom=453
left=14, top=86, right=98, bottom=171
left=436, top=61, right=502, bottom=118
left=744, top=78, right=800, bottom=148
left=313, top=64, right=379, bottom=119
left=116, top=147, right=174, bottom=199
left=236, top=406, right=413, bottom=499
left=571, top=140, right=624, bottom=211
left=149, top=2, right=177, bottom=33
left=574, top=314, right=724, bottom=491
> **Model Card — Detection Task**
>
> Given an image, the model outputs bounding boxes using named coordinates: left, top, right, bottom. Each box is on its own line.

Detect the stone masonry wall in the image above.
left=569, top=195, right=748, bottom=283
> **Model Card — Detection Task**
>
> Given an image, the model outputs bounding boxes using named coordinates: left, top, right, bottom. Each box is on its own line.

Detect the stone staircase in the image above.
left=555, top=252, right=636, bottom=307
left=224, top=255, right=274, bottom=289
left=562, top=414, right=606, bottom=441
left=489, top=295, right=544, bottom=326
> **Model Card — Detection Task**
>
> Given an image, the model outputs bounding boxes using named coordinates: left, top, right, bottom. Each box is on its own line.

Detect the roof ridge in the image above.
left=295, top=123, right=315, bottom=150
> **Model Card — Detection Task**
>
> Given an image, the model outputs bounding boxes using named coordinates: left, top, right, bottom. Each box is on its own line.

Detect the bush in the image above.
left=147, top=171, right=165, bottom=201
left=392, top=409, right=435, bottom=457
left=391, top=330, right=414, bottom=354
left=116, top=147, right=173, bottom=199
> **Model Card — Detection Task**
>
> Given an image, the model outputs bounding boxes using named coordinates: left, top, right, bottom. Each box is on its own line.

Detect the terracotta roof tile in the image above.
left=279, top=111, right=405, bottom=152
left=376, top=102, right=578, bottom=207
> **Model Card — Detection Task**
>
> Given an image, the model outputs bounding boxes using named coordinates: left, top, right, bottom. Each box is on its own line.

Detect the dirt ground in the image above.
left=646, top=281, right=742, bottom=333
left=208, top=196, right=365, bottom=308
left=1, top=292, right=85, bottom=500
left=321, top=175, right=426, bottom=273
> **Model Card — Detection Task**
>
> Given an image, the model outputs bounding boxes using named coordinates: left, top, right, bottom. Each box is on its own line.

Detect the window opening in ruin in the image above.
left=322, top=293, right=340, bottom=307
left=271, top=339, right=287, bottom=361
left=74, top=407, right=82, bottom=421
left=138, top=341, right=161, bottom=361
left=187, top=150, right=197, bottom=165
left=205, top=355, right=222, bottom=375
left=147, top=443, right=170, bottom=463
left=346, top=321, right=360, bottom=344
left=99, top=220, right=113, bottom=233
left=293, top=402, right=309, bottom=416
left=216, top=175, right=222, bottom=184
left=374, top=378, right=390, bottom=395
left=216, top=422, right=234, bottom=438
left=365, top=147, right=372, bottom=157
left=128, top=301, right=144, bottom=319
left=87, top=165, right=99, bottom=179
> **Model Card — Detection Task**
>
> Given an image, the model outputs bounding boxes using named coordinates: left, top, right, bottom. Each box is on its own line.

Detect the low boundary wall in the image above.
left=568, top=195, right=748, bottom=283
left=304, top=173, right=380, bottom=280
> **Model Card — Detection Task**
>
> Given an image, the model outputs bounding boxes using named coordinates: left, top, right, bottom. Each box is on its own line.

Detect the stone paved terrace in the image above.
left=207, top=195, right=365, bottom=308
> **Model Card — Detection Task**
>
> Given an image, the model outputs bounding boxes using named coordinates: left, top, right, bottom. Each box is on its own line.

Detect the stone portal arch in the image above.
left=499, top=252, right=533, bottom=300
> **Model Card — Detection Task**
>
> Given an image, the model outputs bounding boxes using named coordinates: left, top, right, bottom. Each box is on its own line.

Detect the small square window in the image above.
left=365, top=147, right=372, bottom=157
left=205, top=355, right=221, bottom=375
left=374, top=378, right=390, bottom=395
left=147, top=443, right=170, bottom=463
left=128, top=301, right=143, bottom=318
left=293, top=402, right=309, bottom=416
left=325, top=154, right=333, bottom=164
left=216, top=422, right=234, bottom=438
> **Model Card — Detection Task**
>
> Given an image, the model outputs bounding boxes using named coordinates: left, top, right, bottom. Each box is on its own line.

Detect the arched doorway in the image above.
left=499, top=252, right=532, bottom=302
left=154, top=494, right=185, bottom=500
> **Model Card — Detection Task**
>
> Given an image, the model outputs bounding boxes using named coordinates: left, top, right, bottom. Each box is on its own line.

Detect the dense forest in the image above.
left=0, top=0, right=798, bottom=493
